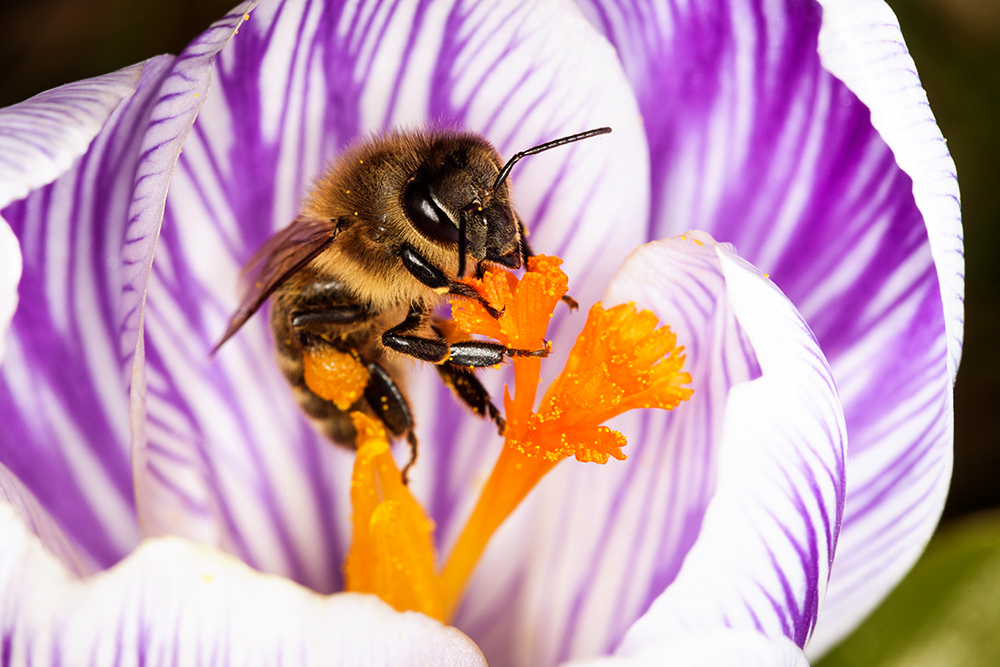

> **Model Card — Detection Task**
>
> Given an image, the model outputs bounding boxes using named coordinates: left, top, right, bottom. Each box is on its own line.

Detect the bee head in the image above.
left=402, top=128, right=611, bottom=277
left=402, top=135, right=519, bottom=276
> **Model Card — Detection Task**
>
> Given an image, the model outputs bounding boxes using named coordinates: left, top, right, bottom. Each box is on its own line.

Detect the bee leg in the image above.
left=381, top=305, right=451, bottom=363
left=398, top=243, right=501, bottom=318
left=401, top=431, right=419, bottom=485
left=437, top=364, right=506, bottom=435
left=364, top=361, right=419, bottom=484
left=447, top=341, right=550, bottom=366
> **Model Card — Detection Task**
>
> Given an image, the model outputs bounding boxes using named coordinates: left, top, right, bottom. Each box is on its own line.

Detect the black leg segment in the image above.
left=381, top=305, right=451, bottom=363
left=447, top=340, right=550, bottom=367
left=437, top=364, right=505, bottom=435
left=364, top=362, right=415, bottom=438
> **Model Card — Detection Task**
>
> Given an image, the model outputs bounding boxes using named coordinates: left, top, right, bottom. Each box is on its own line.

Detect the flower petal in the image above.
left=0, top=463, right=95, bottom=576
left=0, top=504, right=486, bottom=666
left=810, top=0, right=962, bottom=651
left=564, top=630, right=809, bottom=667
left=610, top=235, right=845, bottom=654
left=0, top=3, right=257, bottom=569
left=0, top=217, right=21, bottom=365
left=816, top=0, right=963, bottom=381
left=574, top=0, right=955, bottom=652
left=0, top=65, right=143, bottom=211
left=138, top=0, right=644, bottom=592
left=0, top=65, right=143, bottom=364
left=452, top=234, right=844, bottom=665
left=0, top=55, right=177, bottom=569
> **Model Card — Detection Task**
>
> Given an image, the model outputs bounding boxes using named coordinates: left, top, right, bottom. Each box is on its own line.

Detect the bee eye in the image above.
left=403, top=179, right=458, bottom=244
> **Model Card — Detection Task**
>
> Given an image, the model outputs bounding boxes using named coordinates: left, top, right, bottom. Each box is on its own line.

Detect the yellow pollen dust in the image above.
left=303, top=348, right=368, bottom=410
left=337, top=255, right=693, bottom=623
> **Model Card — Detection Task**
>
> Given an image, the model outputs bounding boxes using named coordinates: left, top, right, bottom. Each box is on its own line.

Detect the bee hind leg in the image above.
left=364, top=361, right=419, bottom=484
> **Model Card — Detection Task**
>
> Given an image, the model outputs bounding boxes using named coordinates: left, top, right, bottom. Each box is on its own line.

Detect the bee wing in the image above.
left=211, top=216, right=340, bottom=355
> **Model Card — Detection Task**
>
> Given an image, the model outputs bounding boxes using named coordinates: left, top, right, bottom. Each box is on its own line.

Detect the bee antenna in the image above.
left=492, top=127, right=612, bottom=192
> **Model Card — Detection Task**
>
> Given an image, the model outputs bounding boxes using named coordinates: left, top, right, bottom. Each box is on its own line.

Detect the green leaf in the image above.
left=816, top=511, right=1000, bottom=667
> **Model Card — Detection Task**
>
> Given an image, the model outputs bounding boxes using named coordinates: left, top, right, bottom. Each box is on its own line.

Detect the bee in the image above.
left=214, top=126, right=612, bottom=479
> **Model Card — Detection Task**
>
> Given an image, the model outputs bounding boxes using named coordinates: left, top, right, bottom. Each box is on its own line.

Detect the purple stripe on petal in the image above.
left=0, top=57, right=177, bottom=567
left=0, top=64, right=142, bottom=209
left=0, top=465, right=96, bottom=576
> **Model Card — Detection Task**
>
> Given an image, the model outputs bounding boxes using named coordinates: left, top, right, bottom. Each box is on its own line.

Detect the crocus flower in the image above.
left=0, top=0, right=961, bottom=664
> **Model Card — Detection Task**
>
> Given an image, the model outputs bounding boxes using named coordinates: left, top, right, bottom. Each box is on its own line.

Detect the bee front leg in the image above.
left=398, top=243, right=502, bottom=318
left=381, top=305, right=451, bottom=362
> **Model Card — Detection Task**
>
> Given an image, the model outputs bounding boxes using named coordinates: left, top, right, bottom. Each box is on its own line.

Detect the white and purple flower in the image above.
left=0, top=0, right=961, bottom=665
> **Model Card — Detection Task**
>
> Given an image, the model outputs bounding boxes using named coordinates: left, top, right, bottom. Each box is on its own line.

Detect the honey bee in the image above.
left=214, top=126, right=612, bottom=478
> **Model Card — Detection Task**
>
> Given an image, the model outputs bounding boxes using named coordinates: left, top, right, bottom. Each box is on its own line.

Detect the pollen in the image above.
left=302, top=348, right=368, bottom=410
left=510, top=302, right=693, bottom=463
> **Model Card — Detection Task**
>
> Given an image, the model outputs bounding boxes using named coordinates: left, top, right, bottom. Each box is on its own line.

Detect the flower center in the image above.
left=342, top=256, right=692, bottom=621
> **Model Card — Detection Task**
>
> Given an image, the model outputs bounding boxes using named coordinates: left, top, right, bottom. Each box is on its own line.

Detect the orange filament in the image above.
left=303, top=348, right=369, bottom=410
left=341, top=256, right=693, bottom=623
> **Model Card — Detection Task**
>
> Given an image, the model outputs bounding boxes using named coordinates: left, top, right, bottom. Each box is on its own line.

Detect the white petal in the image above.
left=611, top=233, right=846, bottom=654
left=0, top=502, right=485, bottom=666
left=0, top=216, right=20, bottom=364
left=564, top=630, right=809, bottom=667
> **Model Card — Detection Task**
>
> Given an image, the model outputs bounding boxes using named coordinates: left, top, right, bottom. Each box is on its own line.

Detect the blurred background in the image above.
left=1, top=0, right=997, bottom=662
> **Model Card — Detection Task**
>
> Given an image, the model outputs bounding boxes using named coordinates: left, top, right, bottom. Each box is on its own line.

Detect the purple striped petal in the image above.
left=138, top=0, right=642, bottom=592
left=0, top=504, right=486, bottom=666
left=0, top=65, right=143, bottom=363
left=0, top=65, right=143, bottom=210
left=0, top=56, right=176, bottom=569
left=0, top=5, right=256, bottom=569
left=574, top=0, right=956, bottom=653
left=564, top=630, right=809, bottom=667
left=809, top=0, right=962, bottom=651
left=0, top=463, right=95, bottom=576
left=452, top=234, right=845, bottom=665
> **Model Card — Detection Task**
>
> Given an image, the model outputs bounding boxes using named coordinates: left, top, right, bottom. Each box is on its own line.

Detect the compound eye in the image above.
left=403, top=179, right=458, bottom=244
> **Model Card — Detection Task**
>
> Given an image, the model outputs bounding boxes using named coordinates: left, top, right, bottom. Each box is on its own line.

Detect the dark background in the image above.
left=0, top=0, right=995, bottom=524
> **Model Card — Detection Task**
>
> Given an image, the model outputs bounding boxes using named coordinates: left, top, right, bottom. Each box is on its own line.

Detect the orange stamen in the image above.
left=343, top=413, right=443, bottom=620
left=340, top=256, right=693, bottom=623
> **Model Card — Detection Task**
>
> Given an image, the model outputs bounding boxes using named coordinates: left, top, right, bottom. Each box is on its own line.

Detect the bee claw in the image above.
left=506, top=341, right=551, bottom=359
